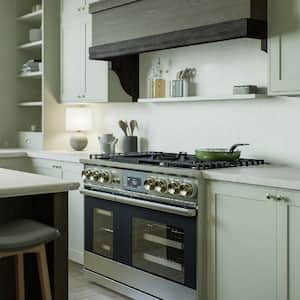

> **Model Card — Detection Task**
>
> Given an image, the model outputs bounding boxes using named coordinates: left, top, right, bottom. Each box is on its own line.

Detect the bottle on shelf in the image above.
left=147, top=58, right=166, bottom=98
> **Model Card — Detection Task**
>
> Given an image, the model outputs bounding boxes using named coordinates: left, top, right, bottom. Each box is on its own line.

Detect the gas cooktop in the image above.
left=89, top=152, right=265, bottom=170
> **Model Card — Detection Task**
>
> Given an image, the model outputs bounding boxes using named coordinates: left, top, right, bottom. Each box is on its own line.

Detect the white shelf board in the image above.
left=18, top=40, right=43, bottom=50
left=18, top=71, right=43, bottom=79
left=17, top=10, right=43, bottom=23
left=138, top=94, right=269, bottom=103
left=18, top=101, right=43, bottom=107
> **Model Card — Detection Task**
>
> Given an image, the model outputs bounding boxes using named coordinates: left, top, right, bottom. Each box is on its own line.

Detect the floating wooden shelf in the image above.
left=18, top=71, right=43, bottom=79
left=17, top=10, right=43, bottom=23
left=18, top=40, right=43, bottom=50
left=18, top=101, right=43, bottom=107
left=138, top=94, right=269, bottom=103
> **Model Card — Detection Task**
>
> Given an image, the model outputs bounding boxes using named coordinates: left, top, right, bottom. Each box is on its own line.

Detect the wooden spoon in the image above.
left=130, top=120, right=138, bottom=136
left=119, top=120, right=129, bottom=136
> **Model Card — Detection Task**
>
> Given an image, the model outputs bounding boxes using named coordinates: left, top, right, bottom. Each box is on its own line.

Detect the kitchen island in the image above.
left=0, top=168, right=79, bottom=300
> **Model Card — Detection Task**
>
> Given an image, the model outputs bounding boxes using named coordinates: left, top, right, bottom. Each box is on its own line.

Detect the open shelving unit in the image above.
left=138, top=94, right=269, bottom=103
left=16, top=0, right=62, bottom=150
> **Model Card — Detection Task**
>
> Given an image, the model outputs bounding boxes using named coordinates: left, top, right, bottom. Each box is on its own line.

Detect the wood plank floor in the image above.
left=69, top=261, right=130, bottom=300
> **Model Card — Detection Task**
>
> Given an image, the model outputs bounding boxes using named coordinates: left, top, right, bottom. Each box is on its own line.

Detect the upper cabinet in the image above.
left=61, top=0, right=132, bottom=103
left=268, top=0, right=300, bottom=95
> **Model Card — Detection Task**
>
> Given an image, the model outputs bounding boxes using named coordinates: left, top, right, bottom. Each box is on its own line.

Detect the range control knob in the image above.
left=90, top=171, right=100, bottom=182
left=144, top=178, right=155, bottom=191
left=82, top=169, right=92, bottom=180
left=154, top=179, right=168, bottom=193
left=179, top=182, right=194, bottom=197
left=167, top=181, right=180, bottom=195
left=99, top=171, right=111, bottom=183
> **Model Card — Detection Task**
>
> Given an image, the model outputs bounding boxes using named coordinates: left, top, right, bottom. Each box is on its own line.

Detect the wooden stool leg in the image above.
left=36, top=245, right=52, bottom=300
left=15, top=254, right=25, bottom=300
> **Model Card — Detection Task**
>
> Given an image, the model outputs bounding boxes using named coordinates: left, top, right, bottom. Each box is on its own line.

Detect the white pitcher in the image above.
left=98, top=135, right=118, bottom=154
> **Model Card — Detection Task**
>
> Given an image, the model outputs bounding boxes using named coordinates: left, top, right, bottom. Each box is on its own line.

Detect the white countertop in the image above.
left=0, top=149, right=90, bottom=163
left=2, top=149, right=300, bottom=191
left=203, top=165, right=300, bottom=190
left=0, top=168, right=80, bottom=198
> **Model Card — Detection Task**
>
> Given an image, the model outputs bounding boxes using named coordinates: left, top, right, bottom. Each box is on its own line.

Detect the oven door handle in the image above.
left=81, top=189, right=197, bottom=217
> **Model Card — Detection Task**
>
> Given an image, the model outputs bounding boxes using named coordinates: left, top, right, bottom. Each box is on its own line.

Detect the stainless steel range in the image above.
left=80, top=152, right=264, bottom=300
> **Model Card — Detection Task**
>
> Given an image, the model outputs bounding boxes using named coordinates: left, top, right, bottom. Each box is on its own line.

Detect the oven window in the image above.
left=93, top=208, right=114, bottom=259
left=132, top=218, right=185, bottom=284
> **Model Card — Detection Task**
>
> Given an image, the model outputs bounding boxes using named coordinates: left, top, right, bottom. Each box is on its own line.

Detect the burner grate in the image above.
left=89, top=152, right=265, bottom=170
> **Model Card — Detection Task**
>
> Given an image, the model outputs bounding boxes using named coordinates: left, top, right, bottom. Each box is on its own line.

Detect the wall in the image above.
left=84, top=38, right=300, bottom=167
left=0, top=0, right=17, bottom=147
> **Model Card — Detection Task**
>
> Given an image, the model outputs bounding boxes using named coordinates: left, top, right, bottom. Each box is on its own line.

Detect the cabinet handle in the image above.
left=277, top=195, right=290, bottom=202
left=266, top=193, right=276, bottom=200
left=52, top=165, right=62, bottom=169
left=266, top=193, right=289, bottom=202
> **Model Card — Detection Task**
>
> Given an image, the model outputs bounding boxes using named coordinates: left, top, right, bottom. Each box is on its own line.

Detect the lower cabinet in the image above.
left=206, top=181, right=300, bottom=300
left=31, top=158, right=84, bottom=264
left=0, top=157, right=33, bottom=172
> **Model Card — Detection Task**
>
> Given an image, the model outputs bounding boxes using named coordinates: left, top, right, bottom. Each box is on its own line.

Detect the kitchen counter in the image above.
left=0, top=168, right=79, bottom=198
left=0, top=168, right=79, bottom=299
left=0, top=149, right=90, bottom=163
left=203, top=165, right=300, bottom=190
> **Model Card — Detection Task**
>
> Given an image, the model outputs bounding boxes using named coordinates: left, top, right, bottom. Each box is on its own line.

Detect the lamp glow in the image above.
left=65, top=107, right=92, bottom=151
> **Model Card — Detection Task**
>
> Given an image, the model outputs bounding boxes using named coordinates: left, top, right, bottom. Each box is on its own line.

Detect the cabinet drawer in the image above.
left=18, top=132, right=43, bottom=150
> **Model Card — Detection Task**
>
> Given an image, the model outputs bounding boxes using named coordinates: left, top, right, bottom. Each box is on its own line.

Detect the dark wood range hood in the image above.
left=89, top=0, right=267, bottom=101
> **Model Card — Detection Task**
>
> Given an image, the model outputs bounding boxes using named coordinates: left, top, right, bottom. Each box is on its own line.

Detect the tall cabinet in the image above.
left=16, top=0, right=65, bottom=150
left=268, top=0, right=300, bottom=95
left=61, top=0, right=132, bottom=103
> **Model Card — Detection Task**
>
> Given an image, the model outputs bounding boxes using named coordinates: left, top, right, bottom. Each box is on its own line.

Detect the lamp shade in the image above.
left=65, top=107, right=92, bottom=132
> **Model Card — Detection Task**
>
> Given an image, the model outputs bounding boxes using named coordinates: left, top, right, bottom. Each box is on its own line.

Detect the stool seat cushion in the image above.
left=0, top=219, right=60, bottom=252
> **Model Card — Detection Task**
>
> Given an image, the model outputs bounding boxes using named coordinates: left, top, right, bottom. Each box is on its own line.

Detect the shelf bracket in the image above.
left=110, top=55, right=139, bottom=102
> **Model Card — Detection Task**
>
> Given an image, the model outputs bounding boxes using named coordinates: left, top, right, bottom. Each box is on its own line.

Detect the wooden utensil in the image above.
left=119, top=120, right=129, bottom=136
left=129, top=120, right=138, bottom=136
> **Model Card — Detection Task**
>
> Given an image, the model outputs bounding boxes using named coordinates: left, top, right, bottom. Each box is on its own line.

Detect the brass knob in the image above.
left=82, top=169, right=92, bottom=180
left=90, top=171, right=100, bottom=182
left=154, top=179, right=168, bottom=193
left=99, top=171, right=110, bottom=183
left=179, top=182, right=194, bottom=197
left=144, top=178, right=155, bottom=191
left=167, top=181, right=180, bottom=195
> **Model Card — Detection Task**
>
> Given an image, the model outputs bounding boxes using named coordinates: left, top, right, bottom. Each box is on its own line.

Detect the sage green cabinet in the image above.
left=268, top=0, right=300, bottom=95
left=207, top=182, right=300, bottom=300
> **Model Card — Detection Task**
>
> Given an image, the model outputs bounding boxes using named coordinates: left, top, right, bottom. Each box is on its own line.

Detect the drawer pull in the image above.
left=266, top=193, right=276, bottom=200
left=277, top=195, right=290, bottom=202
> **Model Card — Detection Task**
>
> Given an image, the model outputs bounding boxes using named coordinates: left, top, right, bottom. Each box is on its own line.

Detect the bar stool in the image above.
left=0, top=219, right=60, bottom=300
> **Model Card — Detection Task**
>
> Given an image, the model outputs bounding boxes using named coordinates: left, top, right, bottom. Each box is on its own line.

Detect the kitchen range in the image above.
left=81, top=152, right=265, bottom=300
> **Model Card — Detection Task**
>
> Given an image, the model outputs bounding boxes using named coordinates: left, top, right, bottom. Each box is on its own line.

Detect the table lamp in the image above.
left=65, top=107, right=92, bottom=151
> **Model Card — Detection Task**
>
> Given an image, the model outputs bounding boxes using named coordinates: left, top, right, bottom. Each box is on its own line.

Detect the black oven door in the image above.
left=85, top=193, right=197, bottom=289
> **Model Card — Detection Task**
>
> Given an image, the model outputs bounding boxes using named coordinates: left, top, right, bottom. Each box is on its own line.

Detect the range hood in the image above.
left=89, top=0, right=267, bottom=59
left=89, top=0, right=267, bottom=101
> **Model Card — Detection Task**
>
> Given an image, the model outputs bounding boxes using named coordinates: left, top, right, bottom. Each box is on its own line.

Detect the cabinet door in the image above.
left=61, top=0, right=83, bottom=26
left=268, top=0, right=300, bottom=95
left=63, top=165, right=84, bottom=264
left=61, top=22, right=85, bottom=102
left=84, top=14, right=109, bottom=102
left=277, top=190, right=300, bottom=300
left=207, top=183, right=277, bottom=300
